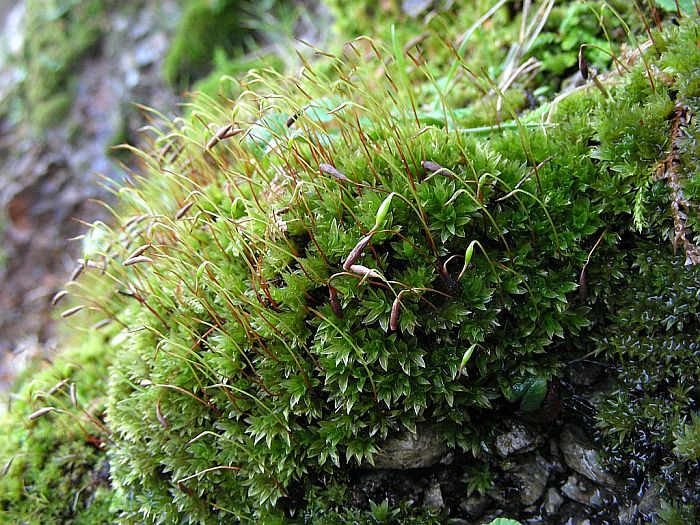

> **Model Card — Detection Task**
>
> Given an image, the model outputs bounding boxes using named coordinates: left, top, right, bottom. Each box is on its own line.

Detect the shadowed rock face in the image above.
left=0, top=0, right=180, bottom=394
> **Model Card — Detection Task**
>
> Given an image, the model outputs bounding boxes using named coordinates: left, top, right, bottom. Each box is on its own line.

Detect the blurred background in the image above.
left=0, top=0, right=337, bottom=394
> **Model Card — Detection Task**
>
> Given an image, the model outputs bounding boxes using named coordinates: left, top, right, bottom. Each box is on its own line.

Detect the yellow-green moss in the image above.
left=0, top=330, right=118, bottom=523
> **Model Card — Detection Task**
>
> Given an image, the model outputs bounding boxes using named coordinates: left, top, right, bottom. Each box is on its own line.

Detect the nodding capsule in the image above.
left=320, top=163, right=350, bottom=182
left=28, top=407, right=55, bottom=421
left=343, top=234, right=374, bottom=271
left=123, top=256, right=153, bottom=267
left=92, top=319, right=112, bottom=330
left=51, top=290, right=68, bottom=306
left=47, top=378, right=70, bottom=396
left=390, top=295, right=401, bottom=331
left=175, top=201, right=194, bottom=220
left=421, top=160, right=455, bottom=178
left=156, top=399, right=170, bottom=429
left=126, top=244, right=150, bottom=260
left=61, top=305, right=85, bottom=318
left=286, top=112, right=300, bottom=127
left=578, top=47, right=589, bottom=81
left=348, top=264, right=381, bottom=279
left=69, top=264, right=84, bottom=282
left=328, top=285, right=343, bottom=319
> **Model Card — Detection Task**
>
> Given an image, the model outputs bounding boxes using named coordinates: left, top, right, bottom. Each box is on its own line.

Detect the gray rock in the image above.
left=638, top=482, right=660, bottom=515
left=559, top=424, right=616, bottom=486
left=513, top=454, right=550, bottom=505
left=618, top=502, right=638, bottom=525
left=619, top=482, right=661, bottom=524
left=371, top=425, right=448, bottom=469
left=561, top=474, right=605, bottom=508
left=423, top=480, right=445, bottom=510
left=542, top=487, right=564, bottom=515
left=460, top=494, right=489, bottom=516
left=495, top=422, right=543, bottom=457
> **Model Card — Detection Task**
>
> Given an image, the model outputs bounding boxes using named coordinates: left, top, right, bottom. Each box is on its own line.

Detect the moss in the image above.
left=162, top=0, right=278, bottom=88
left=50, top=10, right=699, bottom=523
left=0, top=330, right=118, bottom=523
left=4, top=2, right=699, bottom=523
left=20, top=0, right=106, bottom=128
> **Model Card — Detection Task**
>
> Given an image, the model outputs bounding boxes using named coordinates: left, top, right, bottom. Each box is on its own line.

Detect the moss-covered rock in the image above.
left=20, top=0, right=107, bottom=128
left=3, top=2, right=700, bottom=524
left=50, top=10, right=700, bottom=523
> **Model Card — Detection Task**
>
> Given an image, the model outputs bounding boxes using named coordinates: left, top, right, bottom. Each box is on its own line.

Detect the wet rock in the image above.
left=559, top=425, right=616, bottom=486
left=512, top=454, right=550, bottom=505
left=371, top=425, right=448, bottom=469
left=495, top=422, right=543, bottom=457
left=619, top=482, right=661, bottom=524
left=460, top=494, right=489, bottom=516
left=561, top=474, right=605, bottom=508
left=638, top=482, right=660, bottom=515
left=618, top=502, right=638, bottom=525
left=542, top=487, right=564, bottom=515
left=423, top=480, right=445, bottom=510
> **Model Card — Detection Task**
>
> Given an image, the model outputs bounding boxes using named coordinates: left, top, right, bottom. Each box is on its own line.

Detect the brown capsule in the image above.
left=320, top=163, right=350, bottom=182
left=76, top=258, right=104, bottom=270
left=178, top=483, right=194, bottom=496
left=349, top=265, right=382, bottom=279
left=126, top=244, right=150, bottom=260
left=205, top=124, right=244, bottom=151
left=47, top=378, right=69, bottom=396
left=175, top=201, right=194, bottom=220
left=206, top=123, right=232, bottom=150
left=28, top=407, right=55, bottom=421
left=123, top=256, right=153, bottom=267
left=328, top=285, right=343, bottom=319
left=342, top=234, right=374, bottom=271
left=421, top=160, right=455, bottom=178
left=156, top=399, right=170, bottom=429
left=61, top=305, right=85, bottom=318
left=389, top=295, right=401, bottom=331
left=2, top=456, right=14, bottom=477
left=286, top=112, right=300, bottom=127
left=578, top=269, right=588, bottom=302
left=69, top=264, right=84, bottom=282
left=51, top=290, right=68, bottom=306
left=578, top=47, right=589, bottom=81
left=92, top=319, right=112, bottom=330
left=69, top=383, right=78, bottom=407
left=124, top=214, right=147, bottom=227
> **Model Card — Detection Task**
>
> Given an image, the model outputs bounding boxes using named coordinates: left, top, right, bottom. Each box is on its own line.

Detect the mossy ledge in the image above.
left=2, top=7, right=700, bottom=525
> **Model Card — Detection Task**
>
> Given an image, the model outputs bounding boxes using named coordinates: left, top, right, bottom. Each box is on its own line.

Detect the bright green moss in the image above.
left=20, top=0, right=106, bottom=128
left=59, top=14, right=699, bottom=523
left=0, top=331, right=118, bottom=523
left=162, top=0, right=288, bottom=88
left=4, top=3, right=699, bottom=523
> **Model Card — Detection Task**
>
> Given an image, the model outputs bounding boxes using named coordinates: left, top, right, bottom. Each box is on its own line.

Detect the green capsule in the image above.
left=458, top=343, right=477, bottom=375
left=464, top=241, right=476, bottom=267
left=374, top=193, right=395, bottom=231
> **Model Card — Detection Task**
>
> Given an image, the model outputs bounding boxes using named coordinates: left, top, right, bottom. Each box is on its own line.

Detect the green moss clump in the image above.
left=162, top=0, right=285, bottom=88
left=49, top=12, right=698, bottom=523
left=4, top=3, right=700, bottom=523
left=0, top=331, right=117, bottom=524
left=20, top=0, right=106, bottom=128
